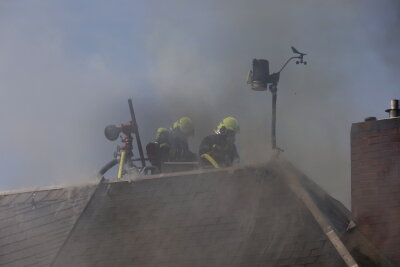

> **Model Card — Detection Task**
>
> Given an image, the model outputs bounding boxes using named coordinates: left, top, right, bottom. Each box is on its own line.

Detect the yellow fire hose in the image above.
left=117, top=151, right=127, bottom=179
left=200, top=153, right=220, bottom=168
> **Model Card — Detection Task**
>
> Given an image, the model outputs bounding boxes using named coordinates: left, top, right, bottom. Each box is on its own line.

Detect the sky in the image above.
left=1, top=0, right=399, bottom=207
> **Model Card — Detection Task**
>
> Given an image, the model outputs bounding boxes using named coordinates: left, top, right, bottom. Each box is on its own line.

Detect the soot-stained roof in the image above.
left=0, top=159, right=393, bottom=266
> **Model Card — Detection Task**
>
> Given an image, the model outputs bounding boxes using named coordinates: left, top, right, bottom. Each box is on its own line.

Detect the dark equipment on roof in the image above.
left=98, top=98, right=155, bottom=179
left=247, top=46, right=307, bottom=150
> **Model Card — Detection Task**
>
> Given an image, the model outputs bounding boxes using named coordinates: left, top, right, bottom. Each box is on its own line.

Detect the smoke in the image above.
left=144, top=0, right=400, bottom=207
left=1, top=0, right=399, bottom=207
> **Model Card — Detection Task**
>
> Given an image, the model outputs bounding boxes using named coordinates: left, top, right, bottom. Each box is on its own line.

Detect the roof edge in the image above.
left=0, top=181, right=98, bottom=196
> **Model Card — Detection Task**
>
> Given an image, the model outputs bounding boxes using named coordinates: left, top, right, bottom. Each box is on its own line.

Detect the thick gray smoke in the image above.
left=1, top=0, right=399, bottom=208
left=145, top=0, right=400, bottom=207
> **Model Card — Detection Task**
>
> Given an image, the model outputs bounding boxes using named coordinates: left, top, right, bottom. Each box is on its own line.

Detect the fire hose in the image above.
left=200, top=153, right=220, bottom=168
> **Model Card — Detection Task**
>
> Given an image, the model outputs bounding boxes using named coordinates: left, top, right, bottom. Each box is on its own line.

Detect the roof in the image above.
left=0, top=159, right=394, bottom=266
left=53, top=161, right=347, bottom=267
left=0, top=183, right=96, bottom=266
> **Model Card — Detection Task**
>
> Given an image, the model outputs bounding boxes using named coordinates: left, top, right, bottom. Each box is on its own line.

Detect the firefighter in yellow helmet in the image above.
left=146, top=117, right=196, bottom=170
left=199, top=117, right=239, bottom=168
left=169, top=116, right=196, bottom=162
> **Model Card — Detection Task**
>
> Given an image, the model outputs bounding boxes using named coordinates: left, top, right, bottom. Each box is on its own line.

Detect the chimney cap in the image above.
left=385, top=99, right=399, bottom=113
left=385, top=99, right=400, bottom=118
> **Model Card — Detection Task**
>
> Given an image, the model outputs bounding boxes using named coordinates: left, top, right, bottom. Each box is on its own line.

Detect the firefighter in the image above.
left=169, top=116, right=196, bottom=162
left=146, top=117, right=196, bottom=169
left=155, top=127, right=170, bottom=162
left=199, top=117, right=239, bottom=168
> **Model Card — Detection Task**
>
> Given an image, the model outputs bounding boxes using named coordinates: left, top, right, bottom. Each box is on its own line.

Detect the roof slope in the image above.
left=3, top=159, right=390, bottom=266
left=0, top=184, right=96, bottom=266
left=52, top=163, right=346, bottom=267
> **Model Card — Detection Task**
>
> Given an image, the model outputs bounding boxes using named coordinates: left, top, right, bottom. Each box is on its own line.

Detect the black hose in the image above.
left=97, top=159, right=119, bottom=179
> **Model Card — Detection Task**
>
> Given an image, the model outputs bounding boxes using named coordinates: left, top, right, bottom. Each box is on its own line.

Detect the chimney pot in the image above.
left=385, top=99, right=400, bottom=118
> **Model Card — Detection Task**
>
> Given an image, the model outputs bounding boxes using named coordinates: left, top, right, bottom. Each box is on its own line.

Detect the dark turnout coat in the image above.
left=198, top=134, right=239, bottom=167
left=167, top=129, right=196, bottom=162
left=146, top=128, right=196, bottom=169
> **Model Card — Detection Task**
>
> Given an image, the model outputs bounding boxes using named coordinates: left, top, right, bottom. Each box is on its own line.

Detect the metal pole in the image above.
left=271, top=88, right=277, bottom=149
left=128, top=98, right=146, bottom=168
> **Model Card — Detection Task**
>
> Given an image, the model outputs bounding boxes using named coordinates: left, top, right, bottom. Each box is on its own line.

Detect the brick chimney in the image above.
left=351, top=100, right=400, bottom=264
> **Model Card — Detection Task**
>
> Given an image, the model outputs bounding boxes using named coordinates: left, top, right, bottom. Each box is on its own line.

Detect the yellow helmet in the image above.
left=173, top=116, right=194, bottom=136
left=217, top=117, right=239, bottom=134
left=156, top=127, right=169, bottom=139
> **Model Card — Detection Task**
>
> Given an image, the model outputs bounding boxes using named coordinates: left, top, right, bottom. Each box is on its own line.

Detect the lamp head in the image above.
left=104, top=122, right=134, bottom=141
left=247, top=59, right=280, bottom=91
